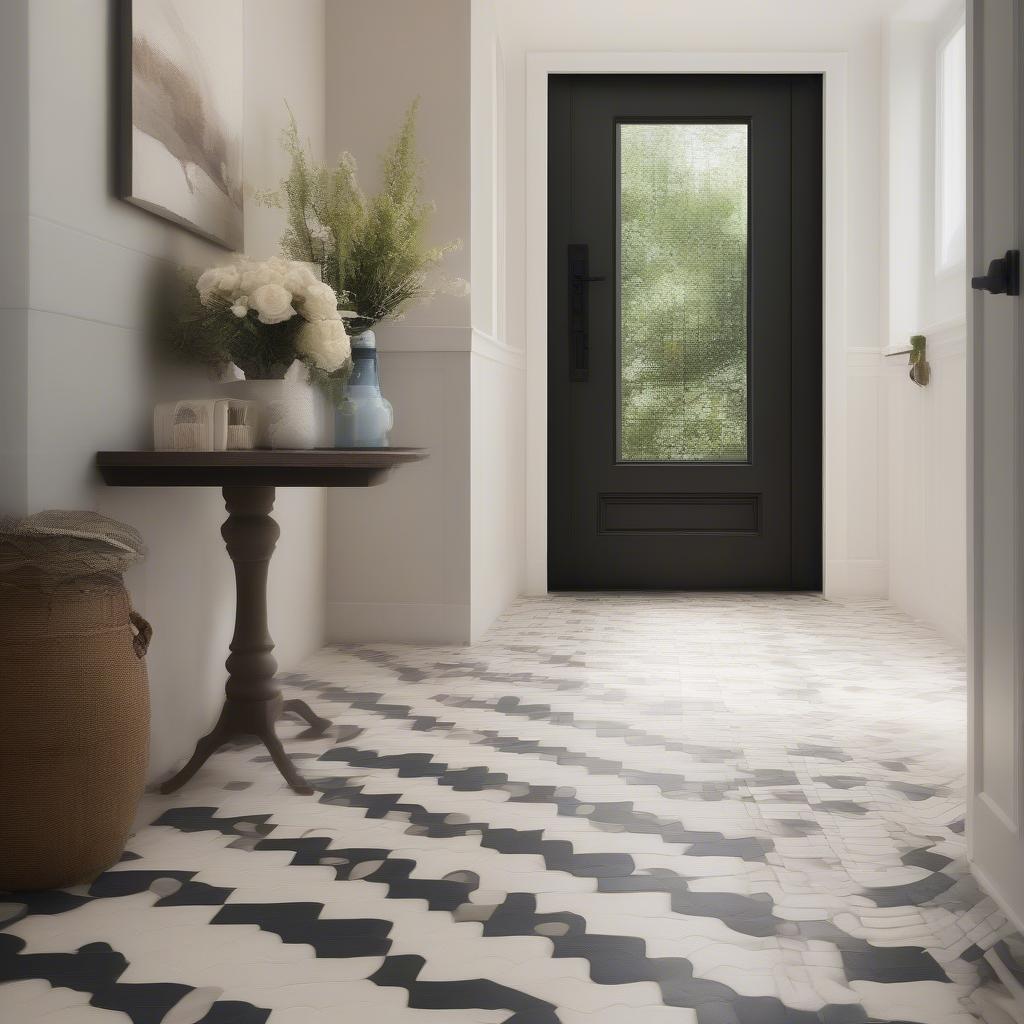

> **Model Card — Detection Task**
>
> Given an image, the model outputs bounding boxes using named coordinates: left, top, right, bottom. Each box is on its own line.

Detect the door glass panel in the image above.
left=619, top=122, right=749, bottom=462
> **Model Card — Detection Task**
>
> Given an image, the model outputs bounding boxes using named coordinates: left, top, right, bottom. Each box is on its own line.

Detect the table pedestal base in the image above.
left=159, top=695, right=331, bottom=795
left=159, top=485, right=333, bottom=795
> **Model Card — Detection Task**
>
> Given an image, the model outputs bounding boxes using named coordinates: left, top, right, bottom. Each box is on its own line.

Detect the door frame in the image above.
left=524, top=51, right=848, bottom=595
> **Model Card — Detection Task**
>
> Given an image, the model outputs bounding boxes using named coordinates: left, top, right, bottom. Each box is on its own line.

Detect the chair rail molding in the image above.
left=883, top=318, right=968, bottom=360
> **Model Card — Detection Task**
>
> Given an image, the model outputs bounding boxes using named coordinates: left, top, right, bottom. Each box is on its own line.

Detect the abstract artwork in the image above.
left=119, top=0, right=244, bottom=249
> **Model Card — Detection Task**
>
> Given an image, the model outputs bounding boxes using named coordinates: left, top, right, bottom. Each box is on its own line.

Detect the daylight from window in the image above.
left=619, top=122, right=749, bottom=463
left=937, top=20, right=966, bottom=270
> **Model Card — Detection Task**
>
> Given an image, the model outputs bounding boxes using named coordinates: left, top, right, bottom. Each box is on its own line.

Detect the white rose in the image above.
left=196, top=265, right=240, bottom=301
left=196, top=268, right=219, bottom=297
left=230, top=297, right=249, bottom=318
left=250, top=283, right=296, bottom=325
left=217, top=265, right=241, bottom=293
left=239, top=264, right=275, bottom=294
left=296, top=317, right=350, bottom=373
left=301, top=281, right=341, bottom=322
left=282, top=264, right=320, bottom=296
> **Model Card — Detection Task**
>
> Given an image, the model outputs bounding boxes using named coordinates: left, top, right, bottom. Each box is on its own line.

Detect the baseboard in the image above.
left=327, top=600, right=471, bottom=644
left=970, top=861, right=1024, bottom=937
left=825, top=558, right=888, bottom=598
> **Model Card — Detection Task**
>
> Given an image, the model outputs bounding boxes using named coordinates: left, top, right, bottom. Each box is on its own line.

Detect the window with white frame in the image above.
left=936, top=17, right=966, bottom=272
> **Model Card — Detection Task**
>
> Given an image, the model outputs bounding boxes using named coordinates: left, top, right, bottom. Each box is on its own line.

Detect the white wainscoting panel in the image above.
left=886, top=323, right=967, bottom=645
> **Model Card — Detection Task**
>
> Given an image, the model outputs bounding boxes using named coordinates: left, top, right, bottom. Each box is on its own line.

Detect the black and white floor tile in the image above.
left=3, top=593, right=1024, bottom=1024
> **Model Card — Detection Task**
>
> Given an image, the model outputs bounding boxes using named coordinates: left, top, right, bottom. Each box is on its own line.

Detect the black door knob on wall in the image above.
left=971, top=250, right=1020, bottom=296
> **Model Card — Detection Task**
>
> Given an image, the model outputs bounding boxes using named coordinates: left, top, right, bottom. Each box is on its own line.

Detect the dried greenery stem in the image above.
left=259, top=100, right=461, bottom=333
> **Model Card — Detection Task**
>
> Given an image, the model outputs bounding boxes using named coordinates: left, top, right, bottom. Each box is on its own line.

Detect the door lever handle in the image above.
left=568, top=244, right=604, bottom=382
left=971, top=250, right=1020, bottom=296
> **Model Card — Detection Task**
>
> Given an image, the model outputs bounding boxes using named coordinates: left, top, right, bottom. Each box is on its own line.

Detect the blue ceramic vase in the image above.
left=334, top=330, right=393, bottom=448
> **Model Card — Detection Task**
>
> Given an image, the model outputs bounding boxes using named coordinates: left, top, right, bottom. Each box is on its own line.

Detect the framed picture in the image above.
left=118, top=0, right=244, bottom=250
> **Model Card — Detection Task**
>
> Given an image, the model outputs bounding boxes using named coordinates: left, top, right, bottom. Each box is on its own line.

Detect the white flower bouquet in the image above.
left=174, top=256, right=352, bottom=386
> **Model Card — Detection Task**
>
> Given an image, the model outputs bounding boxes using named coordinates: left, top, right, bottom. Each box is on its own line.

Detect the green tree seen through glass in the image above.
left=619, top=122, right=749, bottom=462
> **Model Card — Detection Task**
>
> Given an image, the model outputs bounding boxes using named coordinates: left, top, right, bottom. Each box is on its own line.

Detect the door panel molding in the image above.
left=597, top=493, right=762, bottom=536
left=524, top=51, right=849, bottom=596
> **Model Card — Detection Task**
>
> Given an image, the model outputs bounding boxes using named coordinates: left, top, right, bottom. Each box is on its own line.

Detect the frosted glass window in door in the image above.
left=619, top=122, right=749, bottom=462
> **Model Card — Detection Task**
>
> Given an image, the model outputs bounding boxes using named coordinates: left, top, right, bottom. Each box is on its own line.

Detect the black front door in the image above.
left=548, top=74, right=822, bottom=589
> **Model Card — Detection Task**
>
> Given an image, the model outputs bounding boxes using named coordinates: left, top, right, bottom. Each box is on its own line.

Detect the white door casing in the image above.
left=523, top=52, right=849, bottom=597
left=968, top=0, right=1024, bottom=931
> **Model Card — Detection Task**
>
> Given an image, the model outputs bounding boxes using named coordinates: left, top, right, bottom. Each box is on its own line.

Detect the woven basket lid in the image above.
left=0, top=510, right=146, bottom=592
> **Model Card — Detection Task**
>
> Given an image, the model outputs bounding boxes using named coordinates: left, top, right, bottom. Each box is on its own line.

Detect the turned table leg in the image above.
left=160, top=485, right=331, bottom=795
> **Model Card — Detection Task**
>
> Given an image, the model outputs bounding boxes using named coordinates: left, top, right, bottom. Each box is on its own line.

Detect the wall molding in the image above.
left=883, top=318, right=968, bottom=361
left=373, top=323, right=525, bottom=369
left=327, top=600, right=471, bottom=645
left=971, top=861, right=1024, bottom=936
left=28, top=211, right=182, bottom=266
left=846, top=347, right=884, bottom=372
left=523, top=50, right=850, bottom=597
left=473, top=328, right=526, bottom=369
left=826, top=558, right=889, bottom=596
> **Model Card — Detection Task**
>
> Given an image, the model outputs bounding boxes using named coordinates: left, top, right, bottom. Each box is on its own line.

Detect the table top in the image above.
left=96, top=448, right=428, bottom=488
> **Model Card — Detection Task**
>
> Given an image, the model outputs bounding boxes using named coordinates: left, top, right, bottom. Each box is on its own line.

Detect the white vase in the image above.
left=222, top=379, right=320, bottom=450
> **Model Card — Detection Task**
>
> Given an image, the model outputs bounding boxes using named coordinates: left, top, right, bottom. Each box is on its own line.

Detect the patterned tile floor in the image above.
left=3, top=593, right=1024, bottom=1024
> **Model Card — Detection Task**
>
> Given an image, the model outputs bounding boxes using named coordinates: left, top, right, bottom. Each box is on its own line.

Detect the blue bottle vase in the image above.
left=335, top=329, right=394, bottom=448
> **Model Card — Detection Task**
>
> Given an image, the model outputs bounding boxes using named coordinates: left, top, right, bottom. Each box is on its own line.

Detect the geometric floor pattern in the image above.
left=3, top=593, right=1024, bottom=1024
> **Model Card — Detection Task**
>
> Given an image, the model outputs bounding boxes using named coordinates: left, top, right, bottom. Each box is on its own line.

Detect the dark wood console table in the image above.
left=96, top=449, right=427, bottom=794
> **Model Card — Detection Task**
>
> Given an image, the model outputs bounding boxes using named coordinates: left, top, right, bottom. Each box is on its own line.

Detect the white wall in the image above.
left=1, top=0, right=328, bottom=780
left=471, top=0, right=526, bottom=639
left=885, top=326, right=967, bottom=643
left=883, top=0, right=967, bottom=645
left=471, top=351, right=525, bottom=638
left=496, top=0, right=898, bottom=599
left=324, top=0, right=523, bottom=644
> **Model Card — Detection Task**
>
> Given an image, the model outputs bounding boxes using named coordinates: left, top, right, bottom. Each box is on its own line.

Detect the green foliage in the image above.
left=262, top=100, right=459, bottom=333
left=165, top=271, right=298, bottom=381
left=620, top=124, right=748, bottom=462
left=258, top=111, right=366, bottom=302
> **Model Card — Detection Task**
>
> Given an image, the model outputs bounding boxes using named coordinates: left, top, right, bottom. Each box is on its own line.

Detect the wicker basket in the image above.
left=0, top=513, right=150, bottom=890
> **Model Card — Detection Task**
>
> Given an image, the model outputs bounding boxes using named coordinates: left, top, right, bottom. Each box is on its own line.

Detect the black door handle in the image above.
left=568, top=244, right=605, bottom=381
left=971, top=250, right=1020, bottom=296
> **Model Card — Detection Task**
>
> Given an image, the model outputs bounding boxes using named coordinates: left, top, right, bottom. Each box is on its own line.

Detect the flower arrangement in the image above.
left=258, top=100, right=464, bottom=334
left=171, top=256, right=351, bottom=385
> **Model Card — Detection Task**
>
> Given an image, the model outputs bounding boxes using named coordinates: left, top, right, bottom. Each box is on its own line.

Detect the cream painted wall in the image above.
left=496, top=0, right=899, bottom=598
left=324, top=0, right=523, bottom=643
left=326, top=348, right=473, bottom=642
left=1, top=0, right=328, bottom=780
left=324, top=0, right=472, bottom=643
